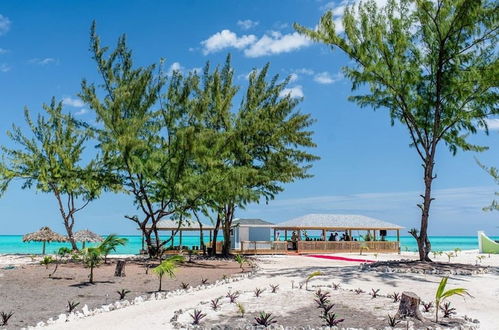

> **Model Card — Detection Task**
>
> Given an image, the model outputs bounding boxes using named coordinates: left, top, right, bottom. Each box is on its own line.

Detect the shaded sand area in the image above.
left=0, top=256, right=241, bottom=329
left=33, top=251, right=499, bottom=329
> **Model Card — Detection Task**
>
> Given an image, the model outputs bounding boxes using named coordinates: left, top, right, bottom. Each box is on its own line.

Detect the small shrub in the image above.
left=234, top=254, right=247, bottom=271
left=422, top=301, right=433, bottom=312
left=354, top=288, right=364, bottom=295
left=40, top=256, right=54, bottom=269
left=222, top=274, right=228, bottom=280
left=236, top=303, right=245, bottom=318
left=390, top=292, right=400, bottom=303
left=226, top=291, right=240, bottom=303
left=117, top=289, right=131, bottom=300
left=445, top=252, right=455, bottom=262
left=254, top=312, right=277, bottom=327
left=254, top=288, right=265, bottom=297
left=387, top=314, right=401, bottom=328
left=305, top=271, right=323, bottom=290
left=270, top=284, right=279, bottom=293
left=370, top=288, right=380, bottom=298
left=441, top=302, right=456, bottom=318
left=210, top=297, right=222, bottom=311
left=321, top=312, right=344, bottom=327
left=332, top=282, right=341, bottom=290
left=0, top=311, right=14, bottom=326
left=314, top=290, right=331, bottom=308
left=180, top=282, right=189, bottom=289
left=201, top=278, right=208, bottom=284
left=189, top=309, right=207, bottom=325
left=67, top=300, right=80, bottom=313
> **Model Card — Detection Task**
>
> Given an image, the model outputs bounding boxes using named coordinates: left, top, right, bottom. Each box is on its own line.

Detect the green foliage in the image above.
left=40, top=256, right=54, bottom=269
left=435, top=277, right=469, bottom=322
left=236, top=303, right=245, bottom=317
left=387, top=314, right=401, bottom=328
left=477, top=160, right=499, bottom=211
left=67, top=301, right=80, bottom=313
left=234, top=254, right=247, bottom=271
left=152, top=255, right=184, bottom=291
left=305, top=271, right=323, bottom=290
left=254, top=312, right=277, bottom=327
left=97, top=234, right=127, bottom=262
left=296, top=0, right=499, bottom=261
left=81, top=247, right=102, bottom=284
left=0, top=98, right=115, bottom=250
left=189, top=309, right=207, bottom=325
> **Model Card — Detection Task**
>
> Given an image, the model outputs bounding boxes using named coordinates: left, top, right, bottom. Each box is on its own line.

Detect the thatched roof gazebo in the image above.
left=73, top=229, right=103, bottom=248
left=23, top=226, right=67, bottom=255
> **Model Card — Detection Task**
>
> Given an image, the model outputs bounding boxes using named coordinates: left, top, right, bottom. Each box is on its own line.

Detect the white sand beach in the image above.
left=34, top=251, right=499, bottom=330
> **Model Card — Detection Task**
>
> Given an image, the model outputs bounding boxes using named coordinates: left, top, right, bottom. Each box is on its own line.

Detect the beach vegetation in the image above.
left=476, top=255, right=486, bottom=264
left=0, top=311, right=14, bottom=326
left=440, top=301, right=456, bottom=318
left=210, top=297, right=222, bottom=311
left=152, top=255, right=184, bottom=291
left=370, top=288, right=380, bottom=298
left=189, top=309, right=207, bottom=325
left=435, top=277, right=469, bottom=322
left=201, top=278, right=208, bottom=284
left=236, top=303, right=245, bottom=318
left=332, top=282, right=341, bottom=290
left=67, top=301, right=80, bottom=313
left=40, top=256, right=54, bottom=270
left=390, top=292, right=400, bottom=303
left=0, top=98, right=116, bottom=251
left=387, top=314, right=401, bottom=328
left=97, top=234, right=127, bottom=263
left=314, top=290, right=331, bottom=309
left=359, top=244, right=369, bottom=255
left=180, top=282, right=189, bottom=289
left=254, top=288, right=265, bottom=297
left=321, top=312, right=344, bottom=327
left=354, top=288, right=364, bottom=295
left=82, top=247, right=102, bottom=284
left=270, top=284, right=279, bottom=293
left=445, top=252, right=455, bottom=263
left=254, top=312, right=277, bottom=327
left=295, top=0, right=499, bottom=261
left=305, top=271, right=323, bottom=290
left=453, top=248, right=461, bottom=256
left=234, top=254, right=247, bottom=271
left=422, top=301, right=433, bottom=312
left=117, top=289, right=130, bottom=300
left=226, top=291, right=240, bottom=303
left=51, top=247, right=72, bottom=276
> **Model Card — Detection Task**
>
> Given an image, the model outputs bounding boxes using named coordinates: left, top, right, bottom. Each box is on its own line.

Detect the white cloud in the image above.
left=201, top=29, right=256, bottom=55
left=289, top=73, right=298, bottom=83
left=29, top=57, right=57, bottom=65
left=75, top=108, right=88, bottom=116
left=237, top=19, right=259, bottom=30
left=0, top=14, right=11, bottom=36
left=62, top=97, right=85, bottom=108
left=321, top=0, right=389, bottom=33
left=313, top=71, right=343, bottom=84
left=0, top=48, right=8, bottom=54
left=244, top=31, right=311, bottom=57
left=279, top=85, right=304, bottom=99
left=295, top=68, right=315, bottom=75
left=484, top=119, right=499, bottom=131
left=0, top=63, right=11, bottom=72
left=168, top=62, right=184, bottom=75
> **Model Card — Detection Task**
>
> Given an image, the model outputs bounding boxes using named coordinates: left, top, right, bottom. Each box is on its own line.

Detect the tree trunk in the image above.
left=222, top=204, right=235, bottom=257
left=395, top=292, right=425, bottom=321
left=417, top=160, right=435, bottom=262
left=89, top=265, right=94, bottom=284
left=158, top=275, right=163, bottom=291
left=210, top=214, right=222, bottom=256
left=114, top=260, right=126, bottom=277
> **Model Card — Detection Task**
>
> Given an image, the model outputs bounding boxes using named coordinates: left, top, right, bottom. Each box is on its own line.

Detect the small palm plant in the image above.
left=51, top=247, right=72, bottom=276
left=0, top=311, right=14, bottom=326
left=234, top=254, right=247, bottom=272
left=236, top=303, right=245, bottom=318
left=444, top=252, right=455, bottom=263
left=67, top=301, right=80, bottom=313
left=81, top=247, right=102, bottom=284
left=305, top=271, right=323, bottom=290
left=117, top=289, right=131, bottom=300
left=189, top=309, right=206, bottom=325
left=254, top=312, right=277, bottom=327
left=435, top=277, right=469, bottom=322
left=152, top=255, right=185, bottom=291
left=453, top=248, right=461, bottom=256
left=270, top=284, right=279, bottom=293
left=97, top=234, right=128, bottom=264
left=387, top=314, right=401, bottom=328
left=40, top=255, right=54, bottom=270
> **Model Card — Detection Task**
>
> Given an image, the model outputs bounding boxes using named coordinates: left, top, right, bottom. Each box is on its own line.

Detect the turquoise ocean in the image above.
left=1, top=235, right=497, bottom=255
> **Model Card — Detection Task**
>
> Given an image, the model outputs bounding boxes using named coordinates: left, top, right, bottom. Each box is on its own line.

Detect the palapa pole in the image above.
left=42, top=241, right=46, bottom=255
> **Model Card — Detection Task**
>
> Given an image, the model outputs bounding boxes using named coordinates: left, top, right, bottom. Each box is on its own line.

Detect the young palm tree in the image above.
left=82, top=247, right=102, bottom=284
left=97, top=234, right=128, bottom=264
left=152, top=255, right=185, bottom=291
left=435, top=277, right=469, bottom=322
left=234, top=254, right=247, bottom=272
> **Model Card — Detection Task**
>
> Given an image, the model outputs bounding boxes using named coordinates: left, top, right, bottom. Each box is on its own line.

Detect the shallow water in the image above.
left=1, top=234, right=497, bottom=254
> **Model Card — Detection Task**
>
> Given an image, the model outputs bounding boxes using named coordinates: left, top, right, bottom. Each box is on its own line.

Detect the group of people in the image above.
left=285, top=230, right=357, bottom=242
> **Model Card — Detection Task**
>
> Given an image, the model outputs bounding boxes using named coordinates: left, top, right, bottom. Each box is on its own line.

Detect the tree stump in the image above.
left=395, top=291, right=425, bottom=321
left=114, top=260, right=126, bottom=277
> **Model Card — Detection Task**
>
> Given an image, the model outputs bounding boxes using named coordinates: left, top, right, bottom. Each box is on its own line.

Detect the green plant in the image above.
left=97, top=234, right=127, bottom=264
left=236, top=303, right=245, bottom=318
left=67, top=301, right=80, bottom=313
left=189, top=309, right=206, bottom=325
left=354, top=288, right=364, bottom=295
left=254, top=288, right=265, bottom=297
left=254, top=312, right=277, bottom=327
left=387, top=314, right=401, bottom=328
left=444, top=252, right=455, bottom=263
left=359, top=244, right=369, bottom=255
left=390, top=292, right=400, bottom=303
left=422, top=301, right=433, bottom=312
left=210, top=297, right=222, bottom=311
left=51, top=247, right=72, bottom=276
left=321, top=312, right=344, bottom=327
left=305, top=271, right=322, bottom=290
left=117, top=289, right=131, bottom=300
left=314, top=290, right=331, bottom=309
left=234, top=254, right=247, bottom=272
left=332, top=282, right=341, bottom=290
left=435, top=277, right=469, bottom=322
left=81, top=247, right=102, bottom=284
left=226, top=291, right=240, bottom=303
left=370, top=288, right=380, bottom=298
left=270, top=284, right=279, bottom=293
left=0, top=311, right=14, bottom=326
left=40, top=256, right=54, bottom=269
left=453, top=248, right=461, bottom=256
left=152, top=255, right=185, bottom=291
left=201, top=277, right=208, bottom=284
left=180, top=282, right=189, bottom=289
left=476, top=255, right=486, bottom=264
left=441, top=301, right=456, bottom=318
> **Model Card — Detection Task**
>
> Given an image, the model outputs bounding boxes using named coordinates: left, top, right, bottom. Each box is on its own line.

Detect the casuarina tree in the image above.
left=296, top=0, right=499, bottom=261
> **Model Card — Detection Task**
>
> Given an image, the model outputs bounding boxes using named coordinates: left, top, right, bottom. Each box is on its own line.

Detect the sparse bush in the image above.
left=210, top=297, right=222, bottom=311
left=236, top=303, right=245, bottom=318
left=234, top=254, right=247, bottom=272
left=189, top=309, right=206, bottom=325
left=254, top=312, right=277, bottom=327
left=354, top=288, right=364, bottom=294
left=332, top=282, right=341, bottom=290
left=314, top=290, right=331, bottom=309
left=441, top=301, right=456, bottom=318
left=67, top=301, right=80, bottom=313
left=180, top=282, right=189, bottom=289
left=40, top=256, right=54, bottom=269
left=254, top=288, right=265, bottom=297
left=270, top=284, right=279, bottom=293
left=422, top=301, right=433, bottom=312
left=387, top=314, right=401, bottom=328
left=321, top=312, right=344, bottom=327
left=226, top=291, right=240, bottom=303
left=0, top=311, right=14, bottom=326
left=390, top=292, right=400, bottom=303
left=117, top=289, right=130, bottom=300
left=370, top=288, right=380, bottom=298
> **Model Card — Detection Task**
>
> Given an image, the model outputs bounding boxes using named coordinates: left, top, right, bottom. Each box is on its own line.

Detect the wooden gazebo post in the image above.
left=284, top=230, right=287, bottom=240
left=171, top=230, right=174, bottom=248
left=179, top=230, right=183, bottom=248
left=397, top=229, right=400, bottom=254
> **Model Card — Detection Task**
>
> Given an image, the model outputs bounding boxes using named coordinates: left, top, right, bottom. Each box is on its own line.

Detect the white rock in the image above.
left=82, top=304, right=90, bottom=316
left=56, top=313, right=67, bottom=323
left=36, top=322, right=45, bottom=327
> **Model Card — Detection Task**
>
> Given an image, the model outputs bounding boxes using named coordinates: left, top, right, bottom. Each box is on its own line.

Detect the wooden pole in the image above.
left=273, top=229, right=276, bottom=241
left=141, top=233, right=144, bottom=251
left=285, top=230, right=287, bottom=240
left=397, top=229, right=400, bottom=254
left=179, top=230, right=183, bottom=248
left=171, top=230, right=174, bottom=247
left=42, top=241, right=46, bottom=255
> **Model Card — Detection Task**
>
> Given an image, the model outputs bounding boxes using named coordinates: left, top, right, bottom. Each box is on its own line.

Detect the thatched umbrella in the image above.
left=23, top=226, right=67, bottom=255
left=73, top=229, right=103, bottom=248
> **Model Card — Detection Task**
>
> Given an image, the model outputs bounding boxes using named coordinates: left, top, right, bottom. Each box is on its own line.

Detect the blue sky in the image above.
left=0, top=0, right=498, bottom=236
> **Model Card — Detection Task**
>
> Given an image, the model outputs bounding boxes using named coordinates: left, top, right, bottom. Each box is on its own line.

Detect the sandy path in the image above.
left=43, top=252, right=499, bottom=329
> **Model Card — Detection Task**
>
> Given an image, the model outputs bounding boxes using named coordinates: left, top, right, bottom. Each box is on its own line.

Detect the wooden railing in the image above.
left=236, top=241, right=288, bottom=254
left=297, top=241, right=399, bottom=253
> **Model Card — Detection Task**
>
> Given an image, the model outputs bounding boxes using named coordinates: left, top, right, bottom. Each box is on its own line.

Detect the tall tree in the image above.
left=80, top=24, right=207, bottom=257
left=296, top=0, right=498, bottom=261
left=0, top=98, right=111, bottom=250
